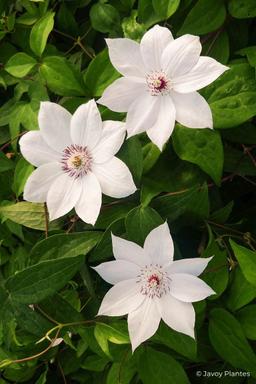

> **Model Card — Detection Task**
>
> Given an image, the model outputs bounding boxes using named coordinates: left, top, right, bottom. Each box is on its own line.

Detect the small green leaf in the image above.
left=94, top=322, right=130, bottom=358
left=137, top=347, right=189, bottom=384
left=40, top=56, right=85, bottom=96
left=230, top=240, right=256, bottom=287
left=125, top=206, right=163, bottom=246
left=173, top=126, right=224, bottom=185
left=122, top=10, right=146, bottom=41
left=5, top=53, right=37, bottom=78
left=152, top=0, right=180, bottom=19
left=178, top=0, right=226, bottom=35
left=90, top=3, right=120, bottom=33
left=6, top=255, right=84, bottom=304
left=29, top=12, right=55, bottom=57
left=228, top=0, right=256, bottom=19
left=84, top=48, right=119, bottom=97
left=209, top=308, right=256, bottom=374
left=12, top=157, right=34, bottom=197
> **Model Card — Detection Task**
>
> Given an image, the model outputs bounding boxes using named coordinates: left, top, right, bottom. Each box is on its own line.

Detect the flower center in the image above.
left=137, top=264, right=171, bottom=298
left=146, top=71, right=171, bottom=96
left=61, top=144, right=92, bottom=178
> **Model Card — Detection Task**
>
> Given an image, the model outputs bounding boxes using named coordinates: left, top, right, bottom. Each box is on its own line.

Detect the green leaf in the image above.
left=0, top=152, right=14, bottom=172
left=138, top=0, right=163, bottom=27
left=5, top=53, right=37, bottom=78
left=12, top=157, right=34, bottom=197
left=202, top=30, right=230, bottom=64
left=209, top=308, right=256, bottom=374
left=107, top=358, right=137, bottom=384
left=153, top=322, right=197, bottom=360
left=30, top=231, right=102, bottom=264
left=237, top=305, right=256, bottom=340
left=152, top=0, right=180, bottom=19
left=210, top=201, right=234, bottom=223
left=29, top=12, right=55, bottom=57
left=0, top=202, right=58, bottom=231
left=142, top=142, right=161, bottom=175
left=125, top=206, right=163, bottom=246
left=173, top=126, right=223, bottom=185
left=178, top=0, right=226, bottom=35
left=40, top=56, right=85, bottom=96
left=5, top=255, right=84, bottom=304
left=122, top=10, right=146, bottom=41
left=230, top=240, right=256, bottom=287
left=224, top=145, right=256, bottom=176
left=84, top=48, right=119, bottom=97
left=228, top=0, right=256, bottom=19
left=90, top=3, right=120, bottom=33
left=94, top=322, right=130, bottom=358
left=204, top=63, right=256, bottom=128
left=137, top=347, right=189, bottom=384
left=118, top=136, right=143, bottom=186
left=152, top=183, right=209, bottom=223
left=81, top=355, right=109, bottom=372
left=226, top=267, right=256, bottom=311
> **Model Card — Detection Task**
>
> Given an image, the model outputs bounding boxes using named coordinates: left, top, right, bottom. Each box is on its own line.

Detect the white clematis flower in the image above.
left=94, top=222, right=215, bottom=351
left=98, top=25, right=229, bottom=150
left=20, top=100, right=136, bottom=225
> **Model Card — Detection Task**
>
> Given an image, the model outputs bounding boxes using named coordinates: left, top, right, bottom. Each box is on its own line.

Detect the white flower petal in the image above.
left=170, top=273, right=215, bottom=302
left=47, top=173, right=82, bottom=221
left=75, top=172, right=102, bottom=225
left=97, top=279, right=144, bottom=316
left=19, top=131, right=61, bottom=167
left=162, top=34, right=201, bottom=78
left=70, top=100, right=102, bottom=150
left=98, top=77, right=146, bottom=113
left=167, top=257, right=213, bottom=277
left=111, top=234, right=148, bottom=266
left=128, top=298, right=161, bottom=351
left=157, top=294, right=195, bottom=338
left=93, top=157, right=136, bottom=198
left=38, top=102, right=72, bottom=152
left=23, top=163, right=62, bottom=203
left=171, top=91, right=213, bottom=128
left=93, top=260, right=140, bottom=285
left=126, top=93, right=160, bottom=137
left=140, top=25, right=174, bottom=71
left=106, top=38, right=146, bottom=77
left=92, top=121, right=126, bottom=164
left=173, top=56, right=229, bottom=93
left=144, top=222, right=174, bottom=266
left=146, top=95, right=176, bottom=150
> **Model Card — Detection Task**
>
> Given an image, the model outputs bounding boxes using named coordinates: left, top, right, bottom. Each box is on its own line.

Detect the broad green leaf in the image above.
left=230, top=240, right=256, bottom=286
left=238, top=46, right=256, bottom=67
left=226, top=267, right=256, bottom=311
left=107, top=358, right=137, bottom=384
left=152, top=183, right=209, bottom=223
left=0, top=152, right=14, bottom=172
left=5, top=255, right=84, bottom=303
left=0, top=202, right=58, bottom=231
left=142, top=142, right=161, bottom=175
left=118, top=136, right=143, bottom=186
left=40, top=56, right=85, bottom=96
left=209, top=308, right=256, bottom=374
left=84, top=48, right=119, bottom=97
left=137, top=347, right=189, bottom=384
left=125, top=206, right=163, bottom=246
left=203, top=63, right=256, bottom=128
left=30, top=231, right=101, bottom=264
left=12, top=157, right=34, bottom=197
left=152, top=0, right=180, bottom=19
left=29, top=12, right=55, bottom=56
left=228, top=0, right=256, bottom=19
left=153, top=323, right=197, bottom=360
left=237, top=305, right=256, bottom=340
left=138, top=0, right=163, bottom=27
left=178, top=0, right=226, bottom=35
left=90, top=3, right=120, bottom=33
left=173, top=126, right=223, bottom=185
left=5, top=53, right=37, bottom=78
left=210, top=201, right=234, bottom=223
left=202, top=30, right=230, bottom=64
left=81, top=355, right=109, bottom=372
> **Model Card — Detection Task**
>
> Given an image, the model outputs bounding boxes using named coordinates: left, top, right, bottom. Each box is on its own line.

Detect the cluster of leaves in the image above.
left=0, top=0, right=256, bottom=383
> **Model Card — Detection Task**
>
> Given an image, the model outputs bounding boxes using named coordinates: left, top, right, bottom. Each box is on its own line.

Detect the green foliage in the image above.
left=0, top=0, right=256, bottom=383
